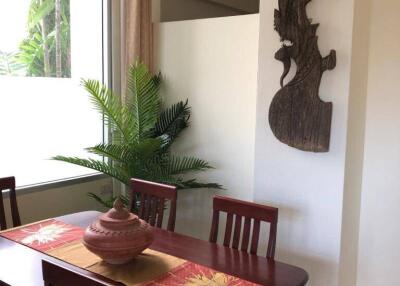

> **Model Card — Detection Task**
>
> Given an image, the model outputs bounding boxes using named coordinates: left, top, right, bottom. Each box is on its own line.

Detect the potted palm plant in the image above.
left=53, top=62, right=221, bottom=207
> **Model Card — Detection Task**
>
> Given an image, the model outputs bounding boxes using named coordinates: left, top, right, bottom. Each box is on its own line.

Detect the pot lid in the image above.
left=98, top=198, right=140, bottom=230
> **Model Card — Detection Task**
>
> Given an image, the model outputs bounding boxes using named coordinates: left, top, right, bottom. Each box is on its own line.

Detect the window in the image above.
left=0, top=0, right=105, bottom=187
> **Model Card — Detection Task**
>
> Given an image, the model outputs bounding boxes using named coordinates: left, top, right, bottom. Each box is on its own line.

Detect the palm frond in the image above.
left=154, top=100, right=190, bottom=148
left=87, top=193, right=114, bottom=209
left=127, top=63, right=162, bottom=141
left=52, top=156, right=130, bottom=184
left=82, top=79, right=135, bottom=142
left=0, top=51, right=25, bottom=75
left=177, top=179, right=223, bottom=190
left=135, top=138, right=162, bottom=159
left=85, top=144, right=133, bottom=163
left=164, top=156, right=213, bottom=175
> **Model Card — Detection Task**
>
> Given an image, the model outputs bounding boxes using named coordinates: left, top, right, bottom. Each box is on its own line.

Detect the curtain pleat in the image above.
left=121, top=0, right=153, bottom=101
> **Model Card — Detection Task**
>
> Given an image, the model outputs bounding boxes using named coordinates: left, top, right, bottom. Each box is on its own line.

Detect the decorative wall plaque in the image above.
left=268, top=0, right=336, bottom=152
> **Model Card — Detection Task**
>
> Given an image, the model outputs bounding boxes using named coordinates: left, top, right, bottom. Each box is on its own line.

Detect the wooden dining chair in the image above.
left=130, top=179, right=177, bottom=232
left=0, top=176, right=21, bottom=231
left=42, top=260, right=123, bottom=286
left=209, top=195, right=278, bottom=259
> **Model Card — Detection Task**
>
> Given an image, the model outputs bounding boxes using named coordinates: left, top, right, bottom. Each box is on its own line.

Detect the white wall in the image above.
left=357, top=0, right=400, bottom=285
left=253, top=1, right=355, bottom=285
left=154, top=14, right=260, bottom=240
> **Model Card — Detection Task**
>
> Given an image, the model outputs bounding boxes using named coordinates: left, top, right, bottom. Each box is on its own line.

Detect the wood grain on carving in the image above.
left=268, top=0, right=336, bottom=152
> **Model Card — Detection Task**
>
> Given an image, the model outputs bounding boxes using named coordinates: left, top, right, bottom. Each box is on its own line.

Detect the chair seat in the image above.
left=56, top=211, right=102, bottom=228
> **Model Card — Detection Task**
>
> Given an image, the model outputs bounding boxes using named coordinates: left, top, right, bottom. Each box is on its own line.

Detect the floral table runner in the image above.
left=0, top=219, right=260, bottom=286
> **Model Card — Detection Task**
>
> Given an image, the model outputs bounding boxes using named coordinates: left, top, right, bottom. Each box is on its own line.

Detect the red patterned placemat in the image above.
left=140, top=261, right=259, bottom=286
left=0, top=219, right=84, bottom=252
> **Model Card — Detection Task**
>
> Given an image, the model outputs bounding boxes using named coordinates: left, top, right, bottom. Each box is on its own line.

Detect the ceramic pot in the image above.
left=83, top=198, right=154, bottom=265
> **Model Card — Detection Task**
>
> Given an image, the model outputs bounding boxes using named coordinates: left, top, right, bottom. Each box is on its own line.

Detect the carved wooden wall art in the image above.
left=268, top=0, right=336, bottom=152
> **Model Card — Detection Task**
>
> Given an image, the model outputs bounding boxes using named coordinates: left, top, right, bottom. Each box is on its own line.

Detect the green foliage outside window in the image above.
left=0, top=0, right=71, bottom=77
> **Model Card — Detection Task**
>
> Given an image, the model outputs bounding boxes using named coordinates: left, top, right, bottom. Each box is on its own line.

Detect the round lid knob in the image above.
left=106, top=198, right=130, bottom=220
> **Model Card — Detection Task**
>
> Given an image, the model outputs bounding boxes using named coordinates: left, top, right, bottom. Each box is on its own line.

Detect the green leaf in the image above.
left=86, top=144, right=134, bottom=163
left=127, top=62, right=162, bottom=141
left=52, top=156, right=130, bottom=185
left=154, top=100, right=190, bottom=149
left=165, top=156, right=213, bottom=175
left=82, top=79, right=135, bottom=142
left=135, top=138, right=162, bottom=159
left=177, top=179, right=224, bottom=190
left=28, top=0, right=55, bottom=30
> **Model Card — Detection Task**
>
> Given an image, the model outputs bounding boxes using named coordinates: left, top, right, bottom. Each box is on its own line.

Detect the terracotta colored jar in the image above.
left=83, top=199, right=154, bottom=265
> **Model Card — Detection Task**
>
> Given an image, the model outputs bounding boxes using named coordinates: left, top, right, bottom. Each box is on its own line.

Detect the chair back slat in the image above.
left=156, top=198, right=165, bottom=228
left=130, top=179, right=177, bottom=232
left=168, top=200, right=177, bottom=231
left=0, top=196, right=6, bottom=230
left=250, top=219, right=261, bottom=255
left=232, top=215, right=242, bottom=249
left=209, top=210, right=219, bottom=243
left=241, top=217, right=252, bottom=252
left=223, top=213, right=234, bottom=247
left=0, top=177, right=21, bottom=231
left=149, top=198, right=158, bottom=226
left=143, top=196, right=151, bottom=221
left=209, top=196, right=278, bottom=259
left=267, top=222, right=278, bottom=258
left=138, top=193, right=146, bottom=218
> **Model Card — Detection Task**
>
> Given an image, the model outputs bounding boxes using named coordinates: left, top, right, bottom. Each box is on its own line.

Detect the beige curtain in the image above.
left=120, top=0, right=153, bottom=99
left=110, top=0, right=153, bottom=196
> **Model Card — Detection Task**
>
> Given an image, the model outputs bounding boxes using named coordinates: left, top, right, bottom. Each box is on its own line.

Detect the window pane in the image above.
left=0, top=0, right=104, bottom=187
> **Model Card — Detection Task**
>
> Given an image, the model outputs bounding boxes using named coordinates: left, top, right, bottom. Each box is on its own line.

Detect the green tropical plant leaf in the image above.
left=127, top=63, right=162, bottom=141
left=177, top=179, right=223, bottom=190
left=0, top=51, right=25, bottom=75
left=52, top=156, right=130, bottom=185
left=164, top=156, right=213, bottom=175
left=82, top=79, right=135, bottom=142
left=154, top=100, right=190, bottom=149
left=85, top=144, right=134, bottom=163
left=28, top=0, right=55, bottom=30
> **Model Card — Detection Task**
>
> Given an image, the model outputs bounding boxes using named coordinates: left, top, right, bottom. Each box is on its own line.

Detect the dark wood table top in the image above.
left=0, top=214, right=308, bottom=286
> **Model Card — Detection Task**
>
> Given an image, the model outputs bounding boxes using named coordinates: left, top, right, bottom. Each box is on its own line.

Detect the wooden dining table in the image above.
left=0, top=211, right=308, bottom=286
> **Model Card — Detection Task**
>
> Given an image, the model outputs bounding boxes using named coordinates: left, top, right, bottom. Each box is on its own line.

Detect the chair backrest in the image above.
left=0, top=177, right=21, bottom=231
left=42, top=260, right=122, bottom=286
left=209, top=195, right=278, bottom=259
left=130, top=179, right=177, bottom=232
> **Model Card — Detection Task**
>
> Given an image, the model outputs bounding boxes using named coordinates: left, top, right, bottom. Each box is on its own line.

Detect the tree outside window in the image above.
left=0, top=0, right=71, bottom=78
